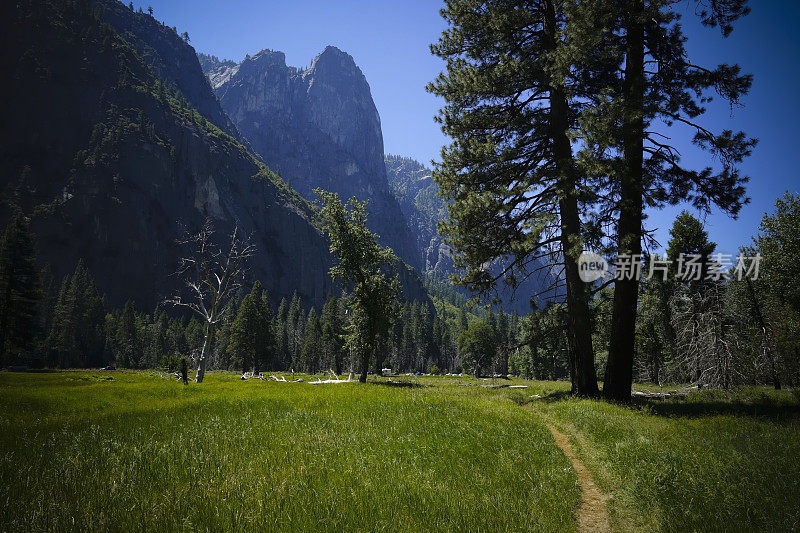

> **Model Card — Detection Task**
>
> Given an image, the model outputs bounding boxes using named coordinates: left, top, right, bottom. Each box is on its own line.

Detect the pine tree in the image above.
left=754, top=192, right=800, bottom=312
left=666, top=212, right=717, bottom=289
left=0, top=213, right=40, bottom=366
left=412, top=302, right=432, bottom=371
left=487, top=308, right=497, bottom=338
left=185, top=317, right=204, bottom=362
left=34, top=265, right=55, bottom=365
left=257, top=286, right=275, bottom=370
left=287, top=291, right=303, bottom=370
left=48, top=262, right=106, bottom=368
left=400, top=316, right=414, bottom=372
left=457, top=306, right=469, bottom=336
left=320, top=296, right=345, bottom=374
left=428, top=0, right=605, bottom=396
left=300, top=308, right=322, bottom=373
left=568, top=0, right=755, bottom=400
left=167, top=317, right=189, bottom=363
left=227, top=284, right=259, bottom=372
left=275, top=297, right=290, bottom=369
left=228, top=283, right=266, bottom=372
left=115, top=301, right=140, bottom=368
left=496, top=308, right=510, bottom=375
left=664, top=212, right=742, bottom=387
left=738, top=192, right=800, bottom=388
left=48, top=272, right=75, bottom=367
left=635, top=271, right=672, bottom=384
left=73, top=265, right=107, bottom=367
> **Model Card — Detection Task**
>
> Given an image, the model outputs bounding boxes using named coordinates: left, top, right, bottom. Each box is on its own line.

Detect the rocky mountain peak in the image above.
left=202, top=45, right=422, bottom=271
left=247, top=49, right=287, bottom=69
left=307, top=46, right=362, bottom=80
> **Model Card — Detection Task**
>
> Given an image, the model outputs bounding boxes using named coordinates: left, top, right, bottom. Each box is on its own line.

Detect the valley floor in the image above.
left=0, top=372, right=798, bottom=531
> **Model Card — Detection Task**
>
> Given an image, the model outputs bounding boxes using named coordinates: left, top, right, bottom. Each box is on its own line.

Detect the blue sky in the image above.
left=135, top=0, right=798, bottom=255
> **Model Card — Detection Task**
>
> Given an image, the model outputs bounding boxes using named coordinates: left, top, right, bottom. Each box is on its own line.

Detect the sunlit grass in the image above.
left=0, top=371, right=577, bottom=532
left=3, top=372, right=798, bottom=531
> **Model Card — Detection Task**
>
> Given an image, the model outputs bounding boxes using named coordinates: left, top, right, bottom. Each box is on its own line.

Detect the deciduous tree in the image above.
left=315, top=189, right=399, bottom=383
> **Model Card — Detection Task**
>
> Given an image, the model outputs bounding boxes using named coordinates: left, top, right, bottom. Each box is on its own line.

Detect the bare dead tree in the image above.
left=670, top=283, right=744, bottom=390
left=164, top=219, right=255, bottom=383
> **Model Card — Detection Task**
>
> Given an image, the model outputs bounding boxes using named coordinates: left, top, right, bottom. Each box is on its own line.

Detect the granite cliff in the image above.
left=200, top=48, right=422, bottom=271
left=95, top=0, right=241, bottom=141
left=384, top=155, right=452, bottom=277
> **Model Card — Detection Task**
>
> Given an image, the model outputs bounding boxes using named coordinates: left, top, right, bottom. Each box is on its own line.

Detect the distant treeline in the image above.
left=0, top=211, right=564, bottom=377
left=2, top=193, right=799, bottom=387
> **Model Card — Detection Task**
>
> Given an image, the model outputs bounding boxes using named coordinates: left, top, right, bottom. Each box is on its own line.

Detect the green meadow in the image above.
left=1, top=372, right=798, bottom=532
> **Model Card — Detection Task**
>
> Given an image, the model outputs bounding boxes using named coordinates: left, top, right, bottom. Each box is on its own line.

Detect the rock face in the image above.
left=201, top=48, right=422, bottom=271
left=0, top=0, right=427, bottom=310
left=384, top=155, right=452, bottom=276
left=385, top=155, right=554, bottom=314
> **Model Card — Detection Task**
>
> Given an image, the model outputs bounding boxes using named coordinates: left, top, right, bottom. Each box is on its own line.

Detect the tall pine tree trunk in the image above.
left=544, top=0, right=599, bottom=397
left=559, top=195, right=600, bottom=397
left=604, top=0, right=644, bottom=402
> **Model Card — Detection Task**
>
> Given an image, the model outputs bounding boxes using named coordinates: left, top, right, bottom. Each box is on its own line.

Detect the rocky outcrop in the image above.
left=201, top=47, right=422, bottom=271
left=385, top=155, right=452, bottom=276
left=197, top=54, right=238, bottom=89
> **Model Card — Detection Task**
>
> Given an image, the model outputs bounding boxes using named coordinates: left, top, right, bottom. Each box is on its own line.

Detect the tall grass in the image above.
left=5, top=373, right=797, bottom=531
left=0, top=372, right=577, bottom=531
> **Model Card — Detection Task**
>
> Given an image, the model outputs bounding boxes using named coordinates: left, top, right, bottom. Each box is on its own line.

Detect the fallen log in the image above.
left=309, top=372, right=354, bottom=384
left=631, top=388, right=692, bottom=399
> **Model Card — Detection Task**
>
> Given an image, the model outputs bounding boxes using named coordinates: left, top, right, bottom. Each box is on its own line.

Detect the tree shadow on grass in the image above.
left=632, top=397, right=800, bottom=422
left=537, top=390, right=574, bottom=403
left=520, top=388, right=800, bottom=422
left=506, top=389, right=573, bottom=406
left=367, top=380, right=425, bottom=388
left=3, top=368, right=59, bottom=373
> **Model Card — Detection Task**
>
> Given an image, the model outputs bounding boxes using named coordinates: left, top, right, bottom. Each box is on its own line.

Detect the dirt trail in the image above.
left=546, top=424, right=611, bottom=533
